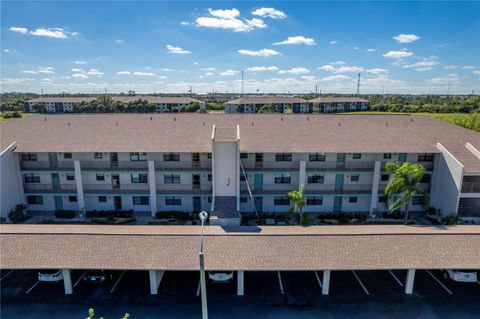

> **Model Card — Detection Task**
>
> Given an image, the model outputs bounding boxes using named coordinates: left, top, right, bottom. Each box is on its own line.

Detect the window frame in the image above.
left=27, top=195, right=43, bottom=205
left=165, top=196, right=182, bottom=205
left=98, top=196, right=107, bottom=203
left=418, top=153, right=434, bottom=162
left=348, top=196, right=358, bottom=203
left=68, top=196, right=77, bottom=203
left=352, top=153, right=362, bottom=159
left=94, top=152, right=103, bottom=159
left=96, top=174, right=105, bottom=181
left=130, top=152, right=147, bottom=161
left=306, top=196, right=323, bottom=206
left=274, top=196, right=290, bottom=206
left=131, top=173, right=148, bottom=183
left=63, top=153, right=72, bottom=159
left=66, top=173, right=75, bottom=181
left=133, top=196, right=149, bottom=205
left=21, top=153, right=37, bottom=161
left=274, top=173, right=291, bottom=184
left=24, top=173, right=40, bottom=183
left=275, top=153, right=292, bottom=162
left=163, top=153, right=180, bottom=161
left=383, top=153, right=392, bottom=159
left=350, top=174, right=360, bottom=182
left=164, top=174, right=181, bottom=184
left=307, top=174, right=324, bottom=184
left=309, top=153, right=326, bottom=161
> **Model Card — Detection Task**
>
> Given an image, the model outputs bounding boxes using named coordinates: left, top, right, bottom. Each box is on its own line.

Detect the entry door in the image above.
left=112, top=174, right=120, bottom=189
left=110, top=153, right=118, bottom=167
left=254, top=197, right=263, bottom=213
left=192, top=175, right=201, bottom=189
left=333, top=197, right=342, bottom=212
left=54, top=196, right=63, bottom=211
left=114, top=196, right=122, bottom=210
left=398, top=153, right=407, bottom=163
left=49, top=153, right=58, bottom=167
left=336, top=153, right=346, bottom=168
left=51, top=173, right=61, bottom=190
left=335, top=174, right=344, bottom=191
left=254, top=174, right=263, bottom=190
left=193, top=197, right=201, bottom=212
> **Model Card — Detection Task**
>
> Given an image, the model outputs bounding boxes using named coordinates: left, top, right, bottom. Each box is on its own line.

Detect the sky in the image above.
left=1, top=1, right=480, bottom=95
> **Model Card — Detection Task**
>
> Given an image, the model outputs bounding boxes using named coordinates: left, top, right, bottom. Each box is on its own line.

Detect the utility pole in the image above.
left=315, top=84, right=318, bottom=95
left=199, top=211, right=209, bottom=319
left=241, top=71, right=244, bottom=97
left=356, top=73, right=361, bottom=95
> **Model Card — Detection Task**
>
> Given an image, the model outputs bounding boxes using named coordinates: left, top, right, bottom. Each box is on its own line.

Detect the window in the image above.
left=27, top=195, right=43, bottom=205
left=68, top=196, right=77, bottom=203
left=309, top=153, right=326, bottom=161
left=131, top=173, right=148, bottom=183
left=274, top=174, right=291, bottom=184
left=307, top=196, right=323, bottom=205
left=275, top=153, right=292, bottom=161
left=24, top=173, right=40, bottom=183
left=208, top=174, right=212, bottom=182
left=421, top=174, right=431, bottom=183
left=349, top=196, right=358, bottom=203
left=350, top=174, right=360, bottom=182
left=66, top=173, right=75, bottom=181
left=207, top=153, right=212, bottom=159
left=96, top=174, right=105, bottom=181
left=352, top=153, right=362, bottom=159
left=164, top=174, right=181, bottom=184
left=412, top=196, right=426, bottom=205
left=163, top=153, right=180, bottom=161
left=418, top=153, right=434, bottom=162
left=381, top=174, right=389, bottom=182
left=240, top=175, right=246, bottom=181
left=274, top=197, right=290, bottom=206
left=240, top=197, right=248, bottom=203
left=98, top=196, right=107, bottom=203
left=21, top=153, right=37, bottom=161
left=166, top=196, right=181, bottom=205
left=308, top=175, right=324, bottom=184
left=94, top=152, right=103, bottom=159
left=63, top=153, right=72, bottom=159
left=383, top=153, right=392, bottom=159
left=379, top=196, right=387, bottom=203
left=240, top=153, right=248, bottom=159
left=130, top=152, right=147, bottom=161
left=207, top=197, right=212, bottom=203
left=133, top=196, right=149, bottom=205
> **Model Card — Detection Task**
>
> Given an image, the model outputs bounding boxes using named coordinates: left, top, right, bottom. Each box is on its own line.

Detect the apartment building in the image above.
left=24, top=96, right=205, bottom=113
left=310, top=97, right=370, bottom=112
left=1, top=114, right=479, bottom=225
left=225, top=96, right=311, bottom=113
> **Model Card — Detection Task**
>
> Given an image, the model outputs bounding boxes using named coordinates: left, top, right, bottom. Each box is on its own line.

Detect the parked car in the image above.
left=83, top=270, right=113, bottom=284
left=38, top=269, right=63, bottom=282
left=208, top=271, right=234, bottom=283
left=442, top=269, right=477, bottom=282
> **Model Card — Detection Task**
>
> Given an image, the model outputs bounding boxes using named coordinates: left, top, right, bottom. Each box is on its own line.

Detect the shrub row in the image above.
left=54, top=210, right=76, bottom=219
left=86, top=209, right=134, bottom=218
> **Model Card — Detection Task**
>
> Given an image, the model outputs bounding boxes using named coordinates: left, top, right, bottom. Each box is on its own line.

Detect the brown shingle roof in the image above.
left=310, top=97, right=369, bottom=103
left=226, top=96, right=307, bottom=105
left=1, top=114, right=479, bottom=172
left=26, top=97, right=96, bottom=103
left=1, top=225, right=479, bottom=271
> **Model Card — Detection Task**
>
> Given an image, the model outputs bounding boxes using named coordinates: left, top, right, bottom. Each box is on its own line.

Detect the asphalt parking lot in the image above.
left=1, top=269, right=480, bottom=319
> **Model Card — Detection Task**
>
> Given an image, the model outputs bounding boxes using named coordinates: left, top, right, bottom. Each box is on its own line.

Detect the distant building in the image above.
left=111, top=96, right=205, bottom=112
left=310, top=97, right=370, bottom=113
left=225, top=96, right=310, bottom=113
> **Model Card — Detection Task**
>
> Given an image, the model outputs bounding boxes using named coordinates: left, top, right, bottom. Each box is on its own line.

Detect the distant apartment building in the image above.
left=310, top=97, right=370, bottom=112
left=225, top=96, right=311, bottom=113
left=1, top=114, right=479, bottom=226
left=24, top=96, right=205, bottom=113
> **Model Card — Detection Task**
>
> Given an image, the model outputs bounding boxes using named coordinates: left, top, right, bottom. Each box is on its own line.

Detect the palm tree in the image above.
left=384, top=161, right=427, bottom=224
left=288, top=186, right=306, bottom=225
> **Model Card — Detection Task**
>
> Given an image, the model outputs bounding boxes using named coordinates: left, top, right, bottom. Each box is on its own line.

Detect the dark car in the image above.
left=83, top=270, right=113, bottom=284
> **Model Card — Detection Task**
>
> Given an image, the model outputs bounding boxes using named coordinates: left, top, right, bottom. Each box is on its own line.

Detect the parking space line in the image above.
left=388, top=270, right=404, bottom=287
left=110, top=270, right=126, bottom=293
left=352, top=271, right=370, bottom=295
left=314, top=271, right=323, bottom=288
left=277, top=271, right=285, bottom=294
left=425, top=270, right=453, bottom=295
left=73, top=271, right=87, bottom=288
left=0, top=270, right=14, bottom=282
left=25, top=281, right=40, bottom=294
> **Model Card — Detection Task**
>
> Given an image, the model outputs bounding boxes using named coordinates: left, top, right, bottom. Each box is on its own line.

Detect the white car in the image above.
left=38, top=269, right=63, bottom=282
left=442, top=269, right=477, bottom=282
left=208, top=271, right=234, bottom=283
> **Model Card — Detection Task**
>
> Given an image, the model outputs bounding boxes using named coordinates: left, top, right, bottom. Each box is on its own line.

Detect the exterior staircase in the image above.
left=210, top=196, right=241, bottom=226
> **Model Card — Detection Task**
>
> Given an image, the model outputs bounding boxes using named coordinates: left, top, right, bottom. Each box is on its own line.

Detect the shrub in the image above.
left=441, top=214, right=464, bottom=225
left=155, top=211, right=185, bottom=219
left=8, top=204, right=29, bottom=223
left=54, top=210, right=76, bottom=219
left=0, top=217, right=6, bottom=224
left=300, top=214, right=310, bottom=226
left=2, top=111, right=22, bottom=119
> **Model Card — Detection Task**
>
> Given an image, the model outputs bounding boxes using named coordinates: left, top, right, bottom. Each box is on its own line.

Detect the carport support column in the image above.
left=322, top=270, right=330, bottom=295
left=74, top=161, right=85, bottom=211
left=405, top=269, right=415, bottom=294
left=369, top=160, right=381, bottom=214
left=299, top=161, right=306, bottom=189
left=237, top=271, right=244, bottom=296
left=148, top=161, right=157, bottom=217
left=62, top=269, right=73, bottom=295
left=149, top=270, right=164, bottom=295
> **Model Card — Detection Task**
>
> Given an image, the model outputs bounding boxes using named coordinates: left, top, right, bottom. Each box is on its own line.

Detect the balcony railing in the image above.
left=20, top=161, right=74, bottom=170
left=242, top=160, right=377, bottom=172
left=83, top=184, right=149, bottom=191
left=154, top=161, right=211, bottom=171
left=23, top=183, right=76, bottom=192
left=155, top=184, right=211, bottom=191
left=461, top=182, right=480, bottom=193
left=81, top=161, right=148, bottom=170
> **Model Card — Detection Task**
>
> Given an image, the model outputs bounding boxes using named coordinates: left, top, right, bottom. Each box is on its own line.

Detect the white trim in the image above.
left=466, top=143, right=480, bottom=160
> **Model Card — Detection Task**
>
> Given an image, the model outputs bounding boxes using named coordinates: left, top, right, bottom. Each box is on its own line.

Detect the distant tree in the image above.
left=257, top=103, right=277, bottom=113
left=288, top=186, right=306, bottom=226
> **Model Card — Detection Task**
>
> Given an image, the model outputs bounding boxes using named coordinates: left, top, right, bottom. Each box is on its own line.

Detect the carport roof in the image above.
left=1, top=225, right=479, bottom=271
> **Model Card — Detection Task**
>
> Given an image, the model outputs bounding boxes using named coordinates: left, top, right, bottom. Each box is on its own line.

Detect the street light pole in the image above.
left=199, top=211, right=209, bottom=319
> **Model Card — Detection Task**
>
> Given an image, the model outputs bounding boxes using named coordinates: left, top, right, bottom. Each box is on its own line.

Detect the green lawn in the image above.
left=343, top=112, right=480, bottom=132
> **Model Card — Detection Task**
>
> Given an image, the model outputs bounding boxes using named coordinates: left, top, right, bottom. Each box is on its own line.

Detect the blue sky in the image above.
left=1, top=1, right=479, bottom=94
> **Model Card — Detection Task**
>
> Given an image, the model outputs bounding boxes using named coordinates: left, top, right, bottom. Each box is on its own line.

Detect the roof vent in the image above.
left=44, top=117, right=47, bottom=121
left=150, top=117, right=152, bottom=121
left=386, top=122, right=389, bottom=127
left=281, top=117, right=283, bottom=121
left=203, top=121, right=205, bottom=126
left=174, top=117, right=176, bottom=121
left=68, top=122, right=70, bottom=126
left=116, top=122, right=118, bottom=126
left=307, top=117, right=310, bottom=121
left=410, top=118, right=414, bottom=122
left=251, top=121, right=254, bottom=126
left=338, top=122, right=341, bottom=126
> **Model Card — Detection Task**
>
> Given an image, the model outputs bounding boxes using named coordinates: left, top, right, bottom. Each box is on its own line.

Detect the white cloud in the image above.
left=205, top=72, right=215, bottom=76
left=251, top=7, right=286, bottom=19
left=353, top=46, right=359, bottom=50
left=166, top=44, right=191, bottom=55
left=196, top=8, right=267, bottom=32
left=133, top=71, right=156, bottom=76
left=366, top=48, right=376, bottom=52
left=273, top=36, right=316, bottom=46
left=393, top=34, right=421, bottom=43
left=319, top=75, right=350, bottom=81
left=330, top=61, right=345, bottom=65
left=200, top=67, right=215, bottom=71
left=0, top=77, right=33, bottom=84
left=318, top=65, right=363, bottom=73
left=247, top=66, right=279, bottom=72
left=366, top=68, right=389, bottom=75
left=71, top=68, right=83, bottom=73
left=383, top=49, right=414, bottom=58
left=29, top=27, right=69, bottom=39
left=180, top=21, right=190, bottom=26
left=72, top=73, right=88, bottom=79
left=278, top=67, right=310, bottom=74
left=114, top=39, right=124, bottom=44
left=238, top=49, right=280, bottom=56
left=87, top=69, right=104, bottom=76
left=41, top=78, right=54, bottom=82
left=473, top=70, right=480, bottom=75
left=220, top=69, right=239, bottom=76
left=329, top=40, right=337, bottom=45
left=22, top=66, right=54, bottom=74
left=20, top=70, right=36, bottom=74
left=73, top=60, right=87, bottom=65
left=158, top=68, right=176, bottom=72
left=401, top=56, right=438, bottom=71
left=9, top=27, right=28, bottom=34
left=443, top=65, right=458, bottom=70
left=462, top=66, right=474, bottom=70
left=3, top=49, right=12, bottom=53
left=415, top=67, right=433, bottom=71
left=425, top=73, right=459, bottom=84
left=117, top=71, right=130, bottom=75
